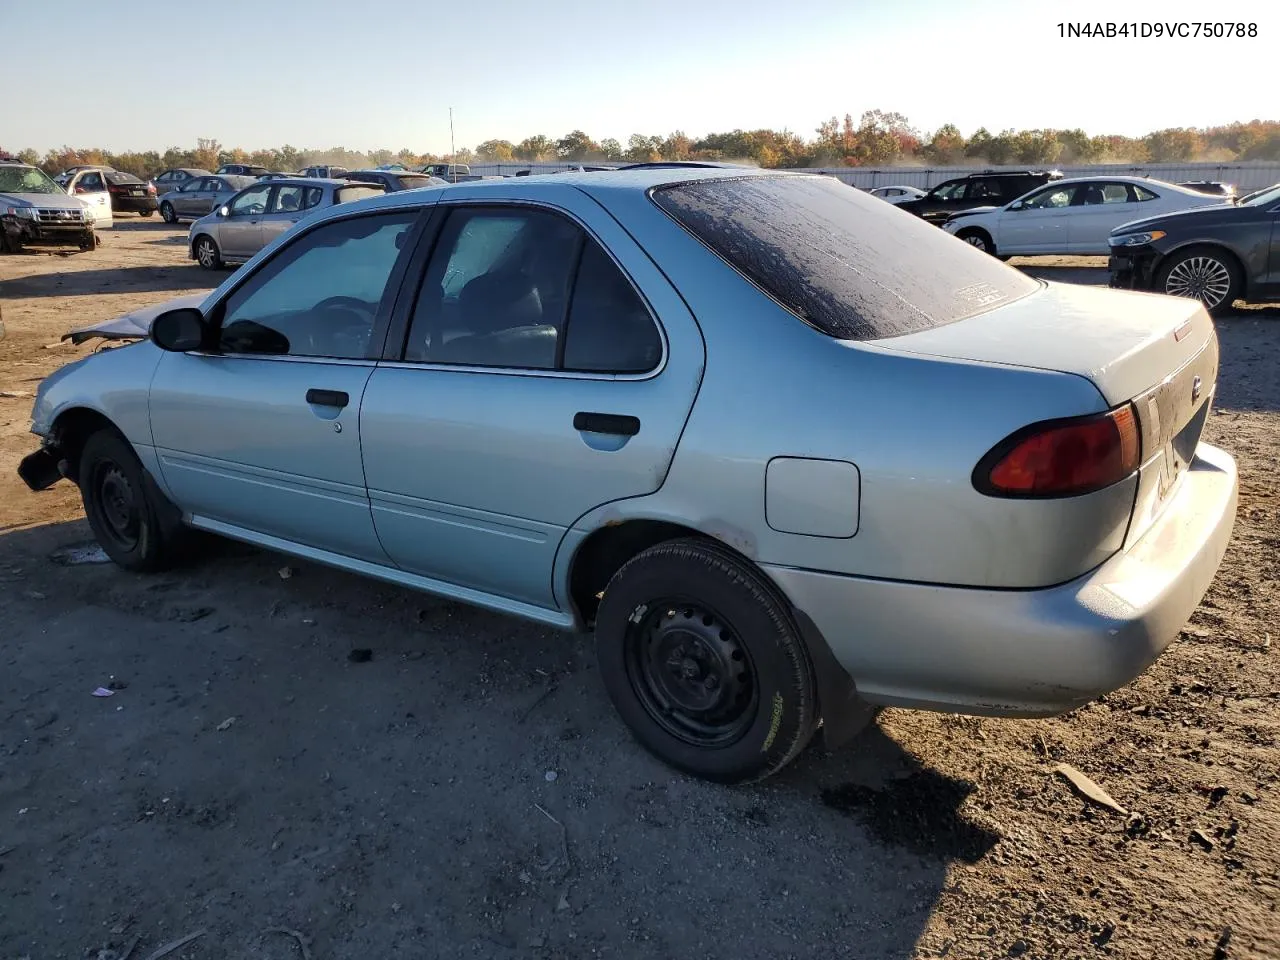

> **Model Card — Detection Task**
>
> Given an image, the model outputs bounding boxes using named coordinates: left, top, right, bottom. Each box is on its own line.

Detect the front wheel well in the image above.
left=568, top=520, right=711, bottom=626
left=49, top=408, right=122, bottom=480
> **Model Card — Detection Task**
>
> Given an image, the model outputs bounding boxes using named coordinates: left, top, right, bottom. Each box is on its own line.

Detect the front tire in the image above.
left=78, top=429, right=186, bottom=573
left=595, top=538, right=818, bottom=784
left=194, top=235, right=222, bottom=269
left=1155, top=245, right=1243, bottom=316
left=160, top=201, right=177, bottom=224
left=956, top=228, right=996, bottom=255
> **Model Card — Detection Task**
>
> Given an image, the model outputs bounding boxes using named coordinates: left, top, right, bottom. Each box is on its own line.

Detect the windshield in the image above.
left=1239, top=183, right=1280, bottom=207
left=0, top=165, right=64, bottom=195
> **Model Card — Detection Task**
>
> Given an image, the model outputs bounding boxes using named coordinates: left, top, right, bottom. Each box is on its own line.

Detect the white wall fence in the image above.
left=466, top=161, right=1280, bottom=191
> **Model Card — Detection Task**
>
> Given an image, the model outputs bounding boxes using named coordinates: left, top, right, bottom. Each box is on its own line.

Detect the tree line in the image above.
left=6, top=114, right=1279, bottom=181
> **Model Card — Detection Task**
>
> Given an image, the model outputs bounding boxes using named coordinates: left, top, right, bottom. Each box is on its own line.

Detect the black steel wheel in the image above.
left=596, top=538, right=818, bottom=783
left=79, top=429, right=187, bottom=572
left=624, top=601, right=759, bottom=749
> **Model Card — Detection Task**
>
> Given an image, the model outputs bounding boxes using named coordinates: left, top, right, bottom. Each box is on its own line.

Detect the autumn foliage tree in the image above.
left=12, top=117, right=1279, bottom=178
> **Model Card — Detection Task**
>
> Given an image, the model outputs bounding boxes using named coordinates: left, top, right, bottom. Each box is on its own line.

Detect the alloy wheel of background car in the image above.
left=1159, top=248, right=1241, bottom=314
left=195, top=236, right=222, bottom=269
left=160, top=202, right=176, bottom=224
left=595, top=538, right=819, bottom=783
left=957, top=229, right=995, bottom=255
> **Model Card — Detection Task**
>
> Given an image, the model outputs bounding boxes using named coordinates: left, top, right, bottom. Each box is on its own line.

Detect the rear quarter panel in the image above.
left=562, top=188, right=1132, bottom=590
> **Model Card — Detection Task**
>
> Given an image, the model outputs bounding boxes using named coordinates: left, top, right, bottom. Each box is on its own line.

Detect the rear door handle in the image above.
left=306, top=388, right=349, bottom=408
left=573, top=412, right=640, bottom=436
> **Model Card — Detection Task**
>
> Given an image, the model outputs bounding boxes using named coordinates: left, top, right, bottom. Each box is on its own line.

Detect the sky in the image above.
left=4, top=0, right=1273, bottom=155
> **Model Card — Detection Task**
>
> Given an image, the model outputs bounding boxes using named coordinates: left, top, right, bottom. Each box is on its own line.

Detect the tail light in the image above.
left=973, top=405, right=1141, bottom=499
left=147, top=183, right=157, bottom=194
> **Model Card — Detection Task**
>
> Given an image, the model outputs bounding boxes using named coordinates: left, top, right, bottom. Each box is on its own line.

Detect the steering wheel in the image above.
left=299, top=296, right=377, bottom=355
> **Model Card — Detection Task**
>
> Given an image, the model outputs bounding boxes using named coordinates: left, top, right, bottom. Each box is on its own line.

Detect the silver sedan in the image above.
left=186, top=177, right=387, bottom=268
left=19, top=168, right=1238, bottom=784
left=158, top=175, right=258, bottom=224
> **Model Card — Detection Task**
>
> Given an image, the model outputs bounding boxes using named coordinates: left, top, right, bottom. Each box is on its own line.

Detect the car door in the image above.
left=173, top=176, right=210, bottom=217
left=148, top=208, right=427, bottom=562
left=259, top=183, right=313, bottom=246
left=998, top=183, right=1079, bottom=253
left=1064, top=182, right=1143, bottom=255
left=217, top=183, right=272, bottom=258
left=69, top=171, right=113, bottom=227
left=358, top=188, right=706, bottom=611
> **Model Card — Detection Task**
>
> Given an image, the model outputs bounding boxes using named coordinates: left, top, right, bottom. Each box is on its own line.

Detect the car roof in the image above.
left=315, top=166, right=795, bottom=221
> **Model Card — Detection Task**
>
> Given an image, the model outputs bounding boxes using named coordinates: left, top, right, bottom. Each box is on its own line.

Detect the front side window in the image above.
left=215, top=212, right=419, bottom=359
left=79, top=172, right=104, bottom=191
left=229, top=185, right=271, bottom=216
left=1023, top=185, right=1077, bottom=209
left=402, top=206, right=662, bottom=373
left=929, top=180, right=966, bottom=201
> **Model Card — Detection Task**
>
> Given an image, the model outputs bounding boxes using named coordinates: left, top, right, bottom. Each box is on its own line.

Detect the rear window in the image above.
left=651, top=175, right=1039, bottom=341
left=394, top=175, right=437, bottom=190
left=105, top=172, right=144, bottom=185
left=336, top=185, right=386, bottom=204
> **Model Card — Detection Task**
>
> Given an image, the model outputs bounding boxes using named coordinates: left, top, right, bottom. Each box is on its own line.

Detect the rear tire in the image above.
left=160, top=201, right=177, bottom=224
left=194, top=235, right=222, bottom=269
left=956, top=228, right=996, bottom=255
left=140, top=209, right=154, bottom=218
left=1, top=232, right=22, bottom=254
left=78, top=429, right=187, bottom=573
left=1155, top=245, right=1243, bottom=316
left=595, top=538, right=818, bottom=784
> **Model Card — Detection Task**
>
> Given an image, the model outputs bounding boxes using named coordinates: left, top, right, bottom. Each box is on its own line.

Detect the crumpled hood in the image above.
left=62, top=293, right=207, bottom=344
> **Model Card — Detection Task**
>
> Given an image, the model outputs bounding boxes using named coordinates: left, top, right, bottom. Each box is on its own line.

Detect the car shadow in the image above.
left=0, top=265, right=214, bottom=299
left=0, top=517, right=981, bottom=959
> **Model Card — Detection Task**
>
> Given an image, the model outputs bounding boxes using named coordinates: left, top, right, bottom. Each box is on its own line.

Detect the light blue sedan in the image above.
left=18, top=168, right=1238, bottom=783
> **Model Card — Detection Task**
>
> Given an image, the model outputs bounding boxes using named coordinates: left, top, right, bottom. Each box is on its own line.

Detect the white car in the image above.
left=61, top=168, right=115, bottom=229
left=867, top=185, right=925, bottom=203
left=942, top=176, right=1230, bottom=257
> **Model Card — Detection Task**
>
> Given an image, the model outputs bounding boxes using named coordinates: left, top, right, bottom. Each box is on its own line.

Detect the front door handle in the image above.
left=306, top=388, right=349, bottom=408
left=573, top=412, right=640, bottom=436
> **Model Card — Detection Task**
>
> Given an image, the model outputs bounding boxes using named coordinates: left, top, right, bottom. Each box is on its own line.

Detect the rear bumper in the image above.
left=112, top=195, right=159, bottom=213
left=765, top=442, right=1238, bottom=717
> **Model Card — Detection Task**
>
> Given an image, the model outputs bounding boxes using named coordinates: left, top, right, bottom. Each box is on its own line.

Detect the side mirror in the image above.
left=218, top=205, right=230, bottom=217
left=150, top=308, right=209, bottom=352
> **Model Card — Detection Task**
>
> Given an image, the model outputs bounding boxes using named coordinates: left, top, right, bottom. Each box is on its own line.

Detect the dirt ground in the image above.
left=1, top=222, right=1277, bottom=960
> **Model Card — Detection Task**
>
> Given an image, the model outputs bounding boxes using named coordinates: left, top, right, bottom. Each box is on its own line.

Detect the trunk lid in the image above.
left=863, top=280, right=1213, bottom=407
left=865, top=280, right=1219, bottom=545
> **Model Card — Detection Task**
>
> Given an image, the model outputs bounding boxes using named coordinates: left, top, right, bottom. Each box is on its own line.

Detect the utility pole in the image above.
left=449, top=107, right=456, bottom=170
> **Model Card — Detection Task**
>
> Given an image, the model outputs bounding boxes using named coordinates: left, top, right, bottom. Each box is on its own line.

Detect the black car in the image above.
left=895, top=170, right=1064, bottom=225
left=1108, top=182, right=1280, bottom=314
left=104, top=171, right=159, bottom=215
left=338, top=169, right=447, bottom=192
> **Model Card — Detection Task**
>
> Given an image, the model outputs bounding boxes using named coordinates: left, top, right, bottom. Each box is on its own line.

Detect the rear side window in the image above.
left=336, top=186, right=386, bottom=204
left=651, top=175, right=1039, bottom=341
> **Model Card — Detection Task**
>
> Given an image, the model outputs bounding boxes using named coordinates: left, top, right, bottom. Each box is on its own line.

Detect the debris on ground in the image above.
left=278, top=566, right=294, bottom=580
left=139, top=929, right=206, bottom=960
left=216, top=717, right=237, bottom=732
left=262, top=927, right=313, bottom=960
left=347, top=649, right=373, bottom=663
left=92, top=687, right=115, bottom=698
left=1190, top=829, right=1216, bottom=851
left=48, top=543, right=110, bottom=566
left=1053, top=762, right=1128, bottom=814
